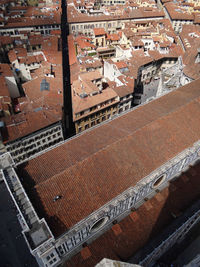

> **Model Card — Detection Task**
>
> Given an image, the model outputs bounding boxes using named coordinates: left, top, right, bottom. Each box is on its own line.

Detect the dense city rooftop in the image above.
left=17, top=78, right=200, bottom=237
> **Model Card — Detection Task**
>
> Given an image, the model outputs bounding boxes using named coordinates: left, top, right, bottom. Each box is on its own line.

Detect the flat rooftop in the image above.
left=17, top=78, right=200, bottom=237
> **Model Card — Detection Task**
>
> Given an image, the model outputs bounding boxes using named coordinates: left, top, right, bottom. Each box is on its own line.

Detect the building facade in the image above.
left=5, top=122, right=64, bottom=166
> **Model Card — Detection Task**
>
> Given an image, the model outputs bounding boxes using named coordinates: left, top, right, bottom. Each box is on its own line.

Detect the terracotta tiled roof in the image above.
left=0, top=63, right=13, bottom=76
left=77, top=70, right=102, bottom=81
left=76, top=39, right=95, bottom=50
left=111, top=79, right=134, bottom=98
left=76, top=36, right=92, bottom=42
left=164, top=2, right=194, bottom=21
left=153, top=36, right=161, bottom=42
left=45, top=51, right=62, bottom=65
left=106, top=33, right=120, bottom=41
left=18, top=78, right=200, bottom=238
left=7, top=50, right=17, bottom=63
left=112, top=224, right=122, bottom=236
left=72, top=87, right=118, bottom=115
left=41, top=36, right=59, bottom=52
left=131, top=38, right=144, bottom=47
left=72, top=78, right=99, bottom=96
left=2, top=108, right=62, bottom=142
left=23, top=74, right=62, bottom=103
left=0, top=36, right=12, bottom=46
left=15, top=47, right=27, bottom=57
left=0, top=76, right=10, bottom=98
left=50, top=30, right=61, bottom=35
left=2, top=4, right=60, bottom=27
left=84, top=60, right=102, bottom=69
left=68, top=35, right=77, bottom=66
left=65, top=163, right=200, bottom=266
left=182, top=41, right=200, bottom=79
left=29, top=36, right=43, bottom=46
left=93, top=28, right=106, bottom=36
left=160, top=41, right=170, bottom=48
left=114, top=61, right=127, bottom=69
left=81, top=247, right=92, bottom=260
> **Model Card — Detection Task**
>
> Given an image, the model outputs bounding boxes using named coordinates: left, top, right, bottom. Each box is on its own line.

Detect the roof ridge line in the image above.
left=34, top=85, right=200, bottom=188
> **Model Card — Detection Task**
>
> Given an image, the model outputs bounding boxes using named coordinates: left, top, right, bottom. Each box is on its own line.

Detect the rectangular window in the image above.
left=57, top=245, right=66, bottom=255
left=65, top=239, right=73, bottom=249
left=81, top=227, right=90, bottom=238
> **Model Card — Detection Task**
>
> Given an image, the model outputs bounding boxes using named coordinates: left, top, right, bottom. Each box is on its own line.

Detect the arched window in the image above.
left=152, top=174, right=166, bottom=188
left=90, top=217, right=108, bottom=233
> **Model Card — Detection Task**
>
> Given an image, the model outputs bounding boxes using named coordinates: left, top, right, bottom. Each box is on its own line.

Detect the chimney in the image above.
left=50, top=64, right=55, bottom=77
left=81, top=246, right=92, bottom=260
left=61, top=0, right=75, bottom=139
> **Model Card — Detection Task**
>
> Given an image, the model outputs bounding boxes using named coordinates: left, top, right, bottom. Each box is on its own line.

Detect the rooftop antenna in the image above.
left=61, top=0, right=75, bottom=138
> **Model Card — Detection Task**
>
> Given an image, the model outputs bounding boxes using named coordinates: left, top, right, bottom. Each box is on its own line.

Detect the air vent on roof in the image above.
left=40, top=78, right=50, bottom=91
left=80, top=93, right=88, bottom=98
left=53, top=195, right=62, bottom=202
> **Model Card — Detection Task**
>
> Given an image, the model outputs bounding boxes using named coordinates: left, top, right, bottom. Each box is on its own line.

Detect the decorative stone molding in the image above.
left=5, top=122, right=64, bottom=166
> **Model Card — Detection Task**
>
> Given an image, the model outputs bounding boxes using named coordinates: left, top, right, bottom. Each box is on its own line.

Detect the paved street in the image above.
left=0, top=181, right=38, bottom=267
left=141, top=79, right=160, bottom=103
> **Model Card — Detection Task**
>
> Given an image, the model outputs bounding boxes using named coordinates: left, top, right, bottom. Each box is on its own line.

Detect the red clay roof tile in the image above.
left=129, top=212, right=140, bottom=222
left=81, top=247, right=92, bottom=260
left=65, top=167, right=200, bottom=266
left=112, top=224, right=122, bottom=236
left=93, top=28, right=106, bottom=36
left=17, top=78, right=200, bottom=237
